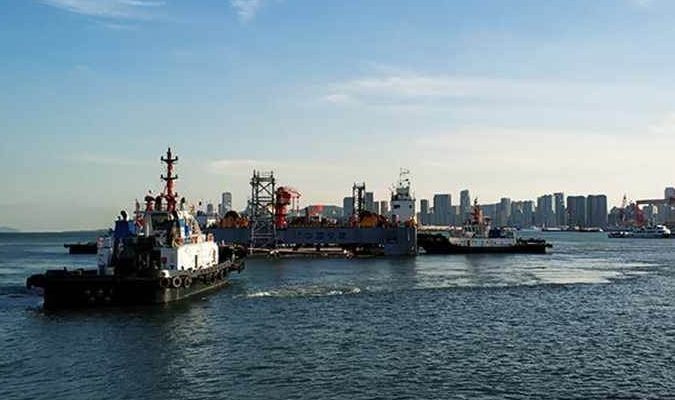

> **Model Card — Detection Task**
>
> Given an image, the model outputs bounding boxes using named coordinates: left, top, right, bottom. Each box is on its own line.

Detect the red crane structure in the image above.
left=274, top=186, right=301, bottom=228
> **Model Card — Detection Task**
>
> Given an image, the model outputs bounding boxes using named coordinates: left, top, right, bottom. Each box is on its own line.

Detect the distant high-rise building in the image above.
left=342, top=196, right=354, bottom=217
left=449, top=205, right=460, bottom=226
left=365, top=192, right=375, bottom=213
left=535, top=195, right=555, bottom=227
left=587, top=194, right=608, bottom=228
left=554, top=192, right=565, bottom=227
left=206, top=203, right=215, bottom=215
left=497, top=197, right=511, bottom=227
left=567, top=195, right=587, bottom=227
left=460, top=189, right=471, bottom=222
left=509, top=200, right=534, bottom=228
left=481, top=203, right=498, bottom=222
left=664, top=187, right=675, bottom=223
left=219, top=192, right=232, bottom=215
left=379, top=200, right=389, bottom=216
left=433, top=194, right=452, bottom=226
left=419, top=199, right=430, bottom=225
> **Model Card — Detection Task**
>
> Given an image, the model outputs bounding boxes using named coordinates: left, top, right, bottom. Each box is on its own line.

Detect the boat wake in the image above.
left=244, top=286, right=362, bottom=299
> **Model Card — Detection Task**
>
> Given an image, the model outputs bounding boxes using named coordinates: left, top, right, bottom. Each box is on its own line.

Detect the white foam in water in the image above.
left=246, top=286, right=363, bottom=299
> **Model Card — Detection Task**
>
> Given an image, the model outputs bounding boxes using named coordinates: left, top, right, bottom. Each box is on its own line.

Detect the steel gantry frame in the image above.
left=249, top=170, right=277, bottom=249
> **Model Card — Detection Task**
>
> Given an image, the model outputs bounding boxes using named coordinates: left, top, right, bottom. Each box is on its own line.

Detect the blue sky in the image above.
left=2, top=0, right=675, bottom=230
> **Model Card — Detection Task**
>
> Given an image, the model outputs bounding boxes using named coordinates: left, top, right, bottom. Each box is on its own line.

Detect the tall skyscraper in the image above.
left=587, top=194, right=608, bottom=228
left=219, top=192, right=232, bottom=215
left=497, top=197, right=511, bottom=227
left=419, top=199, right=430, bottom=225
left=433, top=194, right=452, bottom=226
left=365, top=192, right=375, bottom=213
left=567, top=195, right=587, bottom=227
left=535, top=195, right=555, bottom=227
left=522, top=200, right=534, bottom=227
left=460, top=189, right=471, bottom=222
left=510, top=200, right=534, bottom=228
left=554, top=192, right=565, bottom=227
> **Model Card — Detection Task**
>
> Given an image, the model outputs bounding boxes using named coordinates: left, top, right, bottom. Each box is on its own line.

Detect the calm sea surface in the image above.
left=0, top=231, right=673, bottom=399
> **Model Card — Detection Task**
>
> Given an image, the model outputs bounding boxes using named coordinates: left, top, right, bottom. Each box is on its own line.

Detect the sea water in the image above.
left=0, top=231, right=673, bottom=399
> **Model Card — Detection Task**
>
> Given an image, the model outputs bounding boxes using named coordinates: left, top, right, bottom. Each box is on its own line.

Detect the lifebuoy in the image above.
left=183, top=276, right=192, bottom=288
left=171, top=276, right=182, bottom=288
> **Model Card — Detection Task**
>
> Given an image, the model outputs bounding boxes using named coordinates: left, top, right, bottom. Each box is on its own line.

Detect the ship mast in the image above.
left=161, top=147, right=178, bottom=212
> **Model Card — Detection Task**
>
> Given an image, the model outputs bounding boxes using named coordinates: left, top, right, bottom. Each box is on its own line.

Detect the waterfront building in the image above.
left=567, top=195, right=587, bottom=228
left=497, top=197, right=511, bottom=227
left=460, top=189, right=471, bottom=222
left=509, top=200, right=534, bottom=228
left=554, top=192, right=565, bottom=227
left=535, top=195, right=556, bottom=227
left=587, top=194, right=608, bottom=228
left=481, top=203, right=498, bottom=222
left=433, top=194, right=452, bottom=226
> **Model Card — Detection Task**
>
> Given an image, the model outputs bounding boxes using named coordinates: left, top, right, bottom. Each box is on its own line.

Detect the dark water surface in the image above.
left=0, top=232, right=673, bottom=399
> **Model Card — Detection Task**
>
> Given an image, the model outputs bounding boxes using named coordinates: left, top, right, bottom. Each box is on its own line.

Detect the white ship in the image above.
left=608, top=225, right=671, bottom=239
left=390, top=169, right=415, bottom=224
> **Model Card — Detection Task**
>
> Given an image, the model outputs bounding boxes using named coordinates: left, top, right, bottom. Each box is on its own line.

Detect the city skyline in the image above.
left=4, top=0, right=675, bottom=230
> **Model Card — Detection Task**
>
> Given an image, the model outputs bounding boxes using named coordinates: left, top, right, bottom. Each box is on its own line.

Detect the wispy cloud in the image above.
left=321, top=72, right=665, bottom=113
left=41, top=0, right=165, bottom=19
left=230, top=0, right=263, bottom=22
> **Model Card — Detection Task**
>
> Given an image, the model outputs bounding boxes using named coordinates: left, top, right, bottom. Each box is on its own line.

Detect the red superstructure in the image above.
left=275, top=186, right=301, bottom=228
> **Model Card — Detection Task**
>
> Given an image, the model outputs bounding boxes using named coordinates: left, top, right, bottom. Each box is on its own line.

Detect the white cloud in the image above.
left=230, top=0, right=263, bottom=22
left=41, top=0, right=165, bottom=19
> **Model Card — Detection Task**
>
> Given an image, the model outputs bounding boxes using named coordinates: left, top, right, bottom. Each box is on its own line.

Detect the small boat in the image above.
left=418, top=199, right=552, bottom=255
left=64, top=242, right=98, bottom=254
left=27, top=148, right=246, bottom=309
left=608, top=225, right=671, bottom=239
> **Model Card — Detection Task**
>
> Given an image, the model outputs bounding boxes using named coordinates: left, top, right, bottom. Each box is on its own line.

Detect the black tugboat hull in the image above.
left=420, top=244, right=550, bottom=254
left=26, top=262, right=244, bottom=309
left=64, top=243, right=98, bottom=254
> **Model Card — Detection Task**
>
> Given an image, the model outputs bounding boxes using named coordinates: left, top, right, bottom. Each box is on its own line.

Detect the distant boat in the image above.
left=418, top=200, right=552, bottom=254
left=608, top=225, right=671, bottom=239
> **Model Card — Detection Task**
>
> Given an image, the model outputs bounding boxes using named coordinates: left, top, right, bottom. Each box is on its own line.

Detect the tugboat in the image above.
left=418, top=200, right=551, bottom=254
left=27, top=148, right=245, bottom=309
